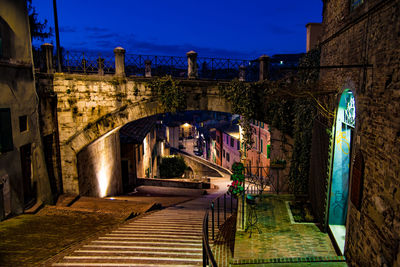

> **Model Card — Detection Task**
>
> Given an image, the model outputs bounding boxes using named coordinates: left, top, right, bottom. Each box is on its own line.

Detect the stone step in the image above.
left=111, top=229, right=204, bottom=236
left=97, top=236, right=202, bottom=243
left=90, top=240, right=202, bottom=247
left=82, top=244, right=202, bottom=252
left=105, top=233, right=201, bottom=239
left=74, top=249, right=202, bottom=256
left=54, top=257, right=202, bottom=265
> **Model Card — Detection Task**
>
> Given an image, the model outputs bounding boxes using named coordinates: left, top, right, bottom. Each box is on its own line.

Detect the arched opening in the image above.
left=328, top=89, right=356, bottom=254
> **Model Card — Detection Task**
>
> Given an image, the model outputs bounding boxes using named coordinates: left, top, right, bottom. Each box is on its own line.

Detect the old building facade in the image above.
left=0, top=0, right=53, bottom=220
left=309, top=0, right=400, bottom=265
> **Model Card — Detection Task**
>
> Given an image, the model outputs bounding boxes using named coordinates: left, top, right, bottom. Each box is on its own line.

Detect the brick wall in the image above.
left=319, top=0, right=400, bottom=265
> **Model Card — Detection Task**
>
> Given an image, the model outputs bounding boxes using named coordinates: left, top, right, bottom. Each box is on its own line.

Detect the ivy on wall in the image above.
left=148, top=49, right=328, bottom=195
left=147, top=75, right=187, bottom=113
left=219, top=48, right=322, bottom=195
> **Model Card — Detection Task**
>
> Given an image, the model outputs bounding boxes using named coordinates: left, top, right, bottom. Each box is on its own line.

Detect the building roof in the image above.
left=120, top=116, right=157, bottom=144
left=224, top=124, right=240, bottom=139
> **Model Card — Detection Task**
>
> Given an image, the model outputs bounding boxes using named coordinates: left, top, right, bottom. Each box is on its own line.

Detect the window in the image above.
left=260, top=122, right=264, bottom=128
left=0, top=108, right=13, bottom=153
left=226, top=136, right=229, bottom=145
left=226, top=153, right=230, bottom=162
left=260, top=139, right=263, bottom=153
left=0, top=34, right=2, bottom=57
left=254, top=137, right=257, bottom=150
left=230, top=138, right=234, bottom=147
left=237, top=140, right=240, bottom=150
left=267, top=144, right=271, bottom=159
left=19, top=115, right=27, bottom=132
left=223, top=149, right=225, bottom=158
left=351, top=0, right=364, bottom=10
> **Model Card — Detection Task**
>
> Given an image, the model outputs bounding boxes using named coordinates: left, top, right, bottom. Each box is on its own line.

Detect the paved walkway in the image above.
left=231, top=194, right=347, bottom=266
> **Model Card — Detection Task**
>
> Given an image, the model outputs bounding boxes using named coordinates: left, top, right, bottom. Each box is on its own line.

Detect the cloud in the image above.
left=65, top=29, right=258, bottom=59
left=59, top=26, right=77, bottom=33
left=84, top=26, right=111, bottom=33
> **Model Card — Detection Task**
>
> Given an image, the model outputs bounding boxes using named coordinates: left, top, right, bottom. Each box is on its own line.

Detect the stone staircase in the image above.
left=52, top=197, right=218, bottom=266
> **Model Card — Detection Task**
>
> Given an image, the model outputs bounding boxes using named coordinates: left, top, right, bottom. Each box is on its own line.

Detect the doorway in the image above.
left=328, top=89, right=355, bottom=254
left=20, top=143, right=35, bottom=208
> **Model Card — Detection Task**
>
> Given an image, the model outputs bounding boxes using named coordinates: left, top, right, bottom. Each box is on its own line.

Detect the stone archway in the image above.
left=53, top=74, right=232, bottom=195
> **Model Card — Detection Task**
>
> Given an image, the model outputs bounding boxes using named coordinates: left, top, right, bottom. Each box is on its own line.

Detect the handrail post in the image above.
left=224, top=194, right=226, bottom=221
left=231, top=194, right=233, bottom=214
left=211, top=202, right=215, bottom=240
left=217, top=197, right=220, bottom=228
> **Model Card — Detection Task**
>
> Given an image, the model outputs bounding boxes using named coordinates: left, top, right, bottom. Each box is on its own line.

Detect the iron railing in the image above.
left=202, top=192, right=238, bottom=266
left=33, top=47, right=260, bottom=81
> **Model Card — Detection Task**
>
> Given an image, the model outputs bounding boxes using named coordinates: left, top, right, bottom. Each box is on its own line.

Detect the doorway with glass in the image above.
left=328, top=89, right=355, bottom=255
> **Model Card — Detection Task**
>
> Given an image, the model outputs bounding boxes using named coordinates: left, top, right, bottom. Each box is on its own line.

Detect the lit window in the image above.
left=351, top=0, right=364, bottom=10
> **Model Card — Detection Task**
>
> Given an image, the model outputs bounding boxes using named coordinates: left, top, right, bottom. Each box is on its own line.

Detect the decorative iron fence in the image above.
left=33, top=47, right=260, bottom=81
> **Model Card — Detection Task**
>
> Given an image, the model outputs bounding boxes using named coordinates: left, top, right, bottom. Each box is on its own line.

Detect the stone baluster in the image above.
left=239, top=65, right=246, bottom=81
left=186, top=50, right=198, bottom=79
left=145, top=60, right=152, bottom=77
left=259, top=55, right=270, bottom=81
left=114, top=47, right=126, bottom=77
left=41, top=43, right=54, bottom=74
left=97, top=57, right=105, bottom=76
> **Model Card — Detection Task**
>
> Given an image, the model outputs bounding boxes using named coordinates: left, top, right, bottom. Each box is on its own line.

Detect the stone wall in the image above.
left=77, top=130, right=122, bottom=197
left=318, top=0, right=400, bottom=265
left=50, top=74, right=231, bottom=195
left=0, top=0, right=53, bottom=220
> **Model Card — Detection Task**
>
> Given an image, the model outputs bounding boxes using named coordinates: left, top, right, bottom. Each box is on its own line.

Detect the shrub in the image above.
left=159, top=156, right=187, bottom=178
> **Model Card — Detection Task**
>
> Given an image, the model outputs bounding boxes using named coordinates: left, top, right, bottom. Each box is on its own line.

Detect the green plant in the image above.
left=227, top=162, right=245, bottom=198
left=147, top=75, right=186, bottom=113
left=220, top=49, right=322, bottom=195
left=159, top=156, right=187, bottom=178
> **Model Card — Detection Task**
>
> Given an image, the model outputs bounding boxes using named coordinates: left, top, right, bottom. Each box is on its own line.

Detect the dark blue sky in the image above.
left=33, top=0, right=323, bottom=59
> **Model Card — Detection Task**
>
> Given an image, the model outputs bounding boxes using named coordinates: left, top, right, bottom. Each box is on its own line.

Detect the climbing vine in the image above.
left=219, top=48, right=324, bottom=195
left=147, top=75, right=187, bottom=113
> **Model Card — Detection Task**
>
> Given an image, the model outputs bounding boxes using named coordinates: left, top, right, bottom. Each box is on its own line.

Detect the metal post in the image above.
left=224, top=194, right=226, bottom=221
left=211, top=202, right=215, bottom=240
left=53, top=0, right=62, bottom=72
left=217, top=198, right=220, bottom=228
left=242, top=191, right=245, bottom=228
left=230, top=194, right=233, bottom=214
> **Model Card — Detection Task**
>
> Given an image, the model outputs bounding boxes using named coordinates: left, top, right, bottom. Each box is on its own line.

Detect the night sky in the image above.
left=33, top=0, right=323, bottom=59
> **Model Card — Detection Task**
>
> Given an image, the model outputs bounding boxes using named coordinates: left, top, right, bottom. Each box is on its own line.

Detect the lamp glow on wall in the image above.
left=94, top=128, right=120, bottom=198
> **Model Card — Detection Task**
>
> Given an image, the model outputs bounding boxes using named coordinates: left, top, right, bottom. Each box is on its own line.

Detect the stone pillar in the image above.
left=239, top=65, right=246, bottom=81
left=259, top=55, right=270, bottom=81
left=97, top=57, right=105, bottom=76
left=41, top=43, right=54, bottom=74
left=186, top=50, right=198, bottom=79
left=145, top=60, right=152, bottom=77
left=114, top=47, right=126, bottom=77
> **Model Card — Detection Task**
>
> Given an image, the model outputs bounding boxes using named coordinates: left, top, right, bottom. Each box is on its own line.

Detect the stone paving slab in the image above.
left=232, top=194, right=342, bottom=264
left=0, top=192, right=194, bottom=266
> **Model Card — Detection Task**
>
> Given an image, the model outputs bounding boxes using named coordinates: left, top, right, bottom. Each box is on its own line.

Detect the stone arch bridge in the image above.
left=50, top=73, right=233, bottom=195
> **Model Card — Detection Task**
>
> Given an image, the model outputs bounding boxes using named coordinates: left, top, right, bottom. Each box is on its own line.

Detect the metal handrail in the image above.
left=202, top=192, right=238, bottom=266
left=202, top=209, right=217, bottom=267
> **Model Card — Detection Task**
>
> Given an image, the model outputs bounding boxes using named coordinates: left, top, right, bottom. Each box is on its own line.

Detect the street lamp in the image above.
left=53, top=0, right=62, bottom=72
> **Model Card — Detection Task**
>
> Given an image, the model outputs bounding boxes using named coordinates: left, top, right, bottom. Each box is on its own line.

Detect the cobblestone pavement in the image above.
left=232, top=194, right=347, bottom=266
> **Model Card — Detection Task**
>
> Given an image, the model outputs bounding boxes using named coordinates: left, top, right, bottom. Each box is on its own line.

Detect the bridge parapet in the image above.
left=34, top=45, right=261, bottom=81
